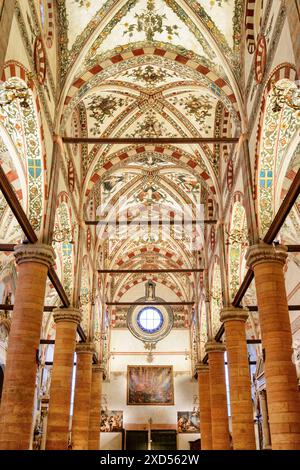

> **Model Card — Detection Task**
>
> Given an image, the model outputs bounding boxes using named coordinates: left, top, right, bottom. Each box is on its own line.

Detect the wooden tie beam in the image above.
left=98, top=268, right=203, bottom=274
left=86, top=219, right=217, bottom=226
left=63, top=137, right=239, bottom=145
left=106, top=301, right=195, bottom=306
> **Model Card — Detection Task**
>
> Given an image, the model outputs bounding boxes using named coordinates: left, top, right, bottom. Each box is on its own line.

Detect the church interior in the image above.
left=0, top=0, right=299, bottom=452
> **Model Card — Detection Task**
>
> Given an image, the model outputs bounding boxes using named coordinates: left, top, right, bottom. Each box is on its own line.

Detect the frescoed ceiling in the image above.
left=58, top=0, right=243, bottom=307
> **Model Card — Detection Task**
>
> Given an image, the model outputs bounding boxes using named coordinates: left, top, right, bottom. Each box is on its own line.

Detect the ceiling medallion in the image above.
left=34, top=36, right=46, bottom=85
left=124, top=65, right=178, bottom=87
left=255, top=35, right=267, bottom=84
left=123, top=0, right=179, bottom=41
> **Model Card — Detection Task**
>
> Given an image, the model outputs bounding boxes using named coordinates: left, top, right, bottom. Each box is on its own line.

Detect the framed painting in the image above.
left=100, top=410, right=123, bottom=432
left=177, top=411, right=200, bottom=433
left=127, top=366, right=174, bottom=405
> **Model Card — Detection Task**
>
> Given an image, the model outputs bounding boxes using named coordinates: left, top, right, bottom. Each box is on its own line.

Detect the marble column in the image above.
left=205, top=341, right=230, bottom=450
left=88, top=364, right=104, bottom=450
left=0, top=244, right=54, bottom=450
left=72, top=342, right=94, bottom=450
left=259, top=390, right=272, bottom=450
left=196, top=364, right=212, bottom=450
left=247, top=243, right=300, bottom=450
left=221, top=307, right=256, bottom=450
left=45, top=308, right=81, bottom=450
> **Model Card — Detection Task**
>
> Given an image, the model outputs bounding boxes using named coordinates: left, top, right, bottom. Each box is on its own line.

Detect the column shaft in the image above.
left=247, top=244, right=300, bottom=450
left=72, top=344, right=94, bottom=450
left=197, top=364, right=212, bottom=450
left=221, top=308, right=256, bottom=450
left=206, top=341, right=230, bottom=450
left=88, top=365, right=103, bottom=450
left=0, top=244, right=54, bottom=450
left=46, top=309, right=81, bottom=450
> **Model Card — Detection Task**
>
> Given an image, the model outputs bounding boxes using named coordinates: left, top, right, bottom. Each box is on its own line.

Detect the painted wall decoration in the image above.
left=228, top=201, right=248, bottom=300
left=34, top=36, right=47, bottom=85
left=127, top=365, right=174, bottom=405
left=68, top=160, right=75, bottom=192
left=258, top=79, right=300, bottom=236
left=177, top=411, right=200, bottom=433
left=0, top=78, right=44, bottom=232
left=226, top=158, right=234, bottom=192
left=100, top=410, right=123, bottom=432
left=211, top=259, right=222, bottom=335
left=254, top=35, right=266, bottom=84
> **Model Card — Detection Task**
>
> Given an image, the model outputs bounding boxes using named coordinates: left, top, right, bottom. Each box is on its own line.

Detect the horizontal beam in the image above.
left=0, top=304, right=55, bottom=312
left=247, top=305, right=300, bottom=311
left=86, top=220, right=217, bottom=226
left=98, top=268, right=203, bottom=274
left=106, top=301, right=194, bottom=306
left=63, top=137, right=239, bottom=145
left=0, top=243, right=16, bottom=251
left=287, top=245, right=300, bottom=252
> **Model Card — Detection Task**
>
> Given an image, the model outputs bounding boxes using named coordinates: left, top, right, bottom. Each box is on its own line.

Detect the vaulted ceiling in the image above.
left=57, top=0, right=244, bottom=301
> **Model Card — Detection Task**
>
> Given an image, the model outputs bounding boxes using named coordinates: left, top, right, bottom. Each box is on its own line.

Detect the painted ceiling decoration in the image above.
left=57, top=0, right=243, bottom=80
left=52, top=0, right=245, bottom=336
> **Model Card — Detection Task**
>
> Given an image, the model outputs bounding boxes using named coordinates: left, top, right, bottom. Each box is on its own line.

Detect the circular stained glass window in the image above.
left=137, top=307, right=164, bottom=333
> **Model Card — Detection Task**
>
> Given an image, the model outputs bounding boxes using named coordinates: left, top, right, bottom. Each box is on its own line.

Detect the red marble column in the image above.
left=88, top=364, right=104, bottom=450
left=205, top=341, right=230, bottom=450
left=0, top=244, right=55, bottom=450
left=72, top=343, right=94, bottom=450
left=196, top=364, right=212, bottom=450
left=221, top=307, right=256, bottom=450
left=247, top=243, right=300, bottom=450
left=46, top=308, right=81, bottom=450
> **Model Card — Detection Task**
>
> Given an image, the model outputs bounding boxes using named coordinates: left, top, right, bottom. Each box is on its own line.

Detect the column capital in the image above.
left=14, top=243, right=55, bottom=268
left=205, top=340, right=226, bottom=355
left=220, top=306, right=249, bottom=324
left=53, top=307, right=82, bottom=325
left=92, top=363, right=105, bottom=374
left=196, top=363, right=209, bottom=373
left=76, top=342, right=95, bottom=355
left=246, top=242, right=288, bottom=269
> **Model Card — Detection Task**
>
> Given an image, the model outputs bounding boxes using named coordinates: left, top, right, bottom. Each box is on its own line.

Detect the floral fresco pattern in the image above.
left=87, top=94, right=130, bottom=135
left=258, top=80, right=300, bottom=236
left=123, top=0, right=179, bottom=41
left=0, top=79, right=43, bottom=232
left=169, top=93, right=213, bottom=134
